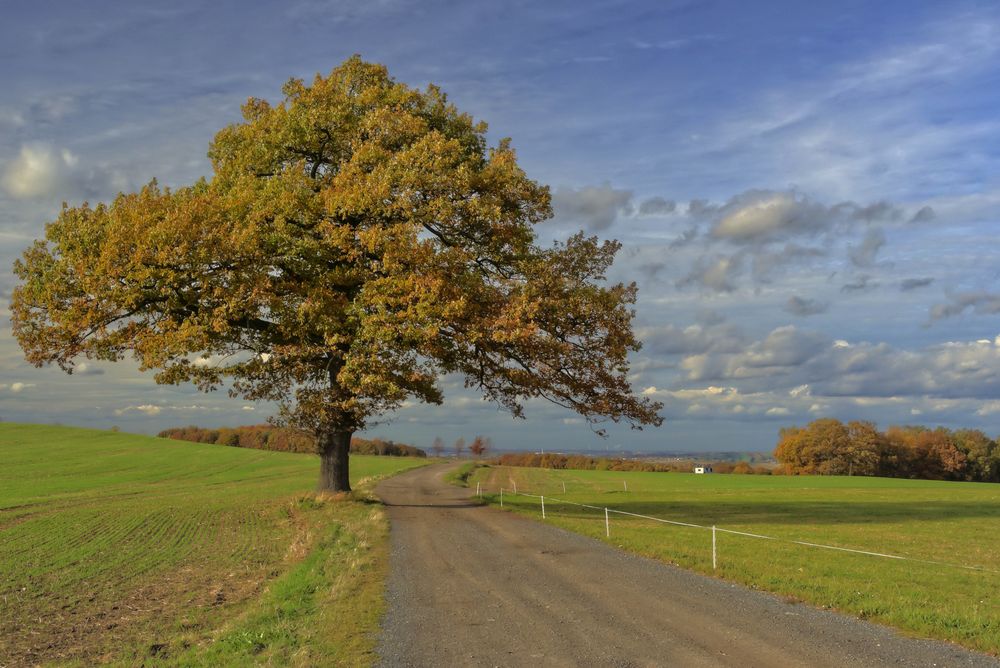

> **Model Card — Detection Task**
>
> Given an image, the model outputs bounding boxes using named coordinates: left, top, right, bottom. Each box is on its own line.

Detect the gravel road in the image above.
left=375, top=463, right=997, bottom=667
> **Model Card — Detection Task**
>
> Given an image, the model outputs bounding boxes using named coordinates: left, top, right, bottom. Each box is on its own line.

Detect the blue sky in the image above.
left=4, top=0, right=1000, bottom=453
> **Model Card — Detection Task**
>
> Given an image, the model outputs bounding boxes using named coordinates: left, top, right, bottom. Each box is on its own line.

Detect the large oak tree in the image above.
left=12, top=57, right=662, bottom=491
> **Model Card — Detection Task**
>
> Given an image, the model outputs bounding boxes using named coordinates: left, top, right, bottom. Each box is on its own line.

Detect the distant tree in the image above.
left=468, top=435, right=489, bottom=458
left=454, top=437, right=466, bottom=458
left=431, top=436, right=445, bottom=458
left=775, top=418, right=851, bottom=474
left=845, top=420, right=883, bottom=476
left=885, top=426, right=965, bottom=480
left=954, top=429, right=999, bottom=482
left=10, top=57, right=661, bottom=492
left=925, top=428, right=966, bottom=479
left=777, top=419, right=1000, bottom=482
left=774, top=426, right=808, bottom=473
left=775, top=418, right=855, bottom=475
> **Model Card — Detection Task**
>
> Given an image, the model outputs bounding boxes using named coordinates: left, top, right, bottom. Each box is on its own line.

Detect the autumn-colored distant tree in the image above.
left=775, top=418, right=851, bottom=474
left=777, top=419, right=1000, bottom=482
left=453, top=437, right=466, bottom=458
left=731, top=461, right=752, bottom=474
left=953, top=429, right=1000, bottom=482
left=468, top=435, right=490, bottom=457
left=431, top=436, right=445, bottom=458
left=884, top=426, right=966, bottom=480
left=844, top=420, right=884, bottom=476
left=11, top=57, right=661, bottom=492
left=774, top=426, right=809, bottom=472
left=775, top=418, right=881, bottom=476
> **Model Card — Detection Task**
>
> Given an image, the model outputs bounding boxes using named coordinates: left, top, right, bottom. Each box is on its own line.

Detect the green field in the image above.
left=0, top=424, right=427, bottom=667
left=470, top=465, right=1000, bottom=655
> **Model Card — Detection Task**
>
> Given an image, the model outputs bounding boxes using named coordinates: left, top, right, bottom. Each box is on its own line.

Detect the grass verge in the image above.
left=443, top=461, right=480, bottom=487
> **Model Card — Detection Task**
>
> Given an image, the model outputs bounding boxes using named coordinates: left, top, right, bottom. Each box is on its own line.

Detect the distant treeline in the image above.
left=158, top=425, right=426, bottom=457
left=775, top=418, right=1000, bottom=482
left=492, top=452, right=774, bottom=474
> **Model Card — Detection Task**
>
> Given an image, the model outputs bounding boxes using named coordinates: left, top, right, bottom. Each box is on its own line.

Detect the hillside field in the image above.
left=470, top=465, right=1000, bottom=655
left=0, top=424, right=427, bottom=667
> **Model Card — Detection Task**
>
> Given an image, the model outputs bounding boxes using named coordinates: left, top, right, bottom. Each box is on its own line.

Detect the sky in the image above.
left=3, top=0, right=1000, bottom=454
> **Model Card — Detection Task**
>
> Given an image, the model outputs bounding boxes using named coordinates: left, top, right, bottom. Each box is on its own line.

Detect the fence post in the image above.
left=712, top=525, right=717, bottom=570
left=500, top=487, right=503, bottom=507
left=476, top=481, right=481, bottom=497
left=624, top=480, right=628, bottom=492
left=605, top=507, right=610, bottom=537
left=513, top=481, right=517, bottom=494
left=562, top=481, right=566, bottom=493
left=541, top=495, right=546, bottom=519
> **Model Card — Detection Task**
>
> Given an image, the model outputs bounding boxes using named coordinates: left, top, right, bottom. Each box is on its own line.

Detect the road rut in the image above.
left=375, top=463, right=997, bottom=667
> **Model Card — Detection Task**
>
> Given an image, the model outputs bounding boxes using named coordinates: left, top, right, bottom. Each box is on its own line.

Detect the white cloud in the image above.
left=712, top=193, right=807, bottom=240
left=1, top=144, right=128, bottom=200
left=676, top=326, right=1000, bottom=402
left=115, top=404, right=162, bottom=416
left=113, top=403, right=222, bottom=416
left=551, top=183, right=633, bottom=230
left=2, top=145, right=76, bottom=199
left=2, top=382, right=37, bottom=393
left=74, top=362, right=105, bottom=376
left=678, top=253, right=742, bottom=292
left=636, top=320, right=746, bottom=356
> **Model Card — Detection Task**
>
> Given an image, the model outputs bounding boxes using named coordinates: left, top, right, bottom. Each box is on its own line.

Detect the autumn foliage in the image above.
left=157, top=424, right=426, bottom=457
left=10, top=56, right=661, bottom=491
left=775, top=418, right=1000, bottom=482
left=468, top=435, right=492, bottom=457
left=489, top=452, right=775, bottom=474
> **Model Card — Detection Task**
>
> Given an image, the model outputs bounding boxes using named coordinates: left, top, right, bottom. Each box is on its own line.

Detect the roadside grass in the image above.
left=443, top=461, right=479, bottom=487
left=0, top=423, right=426, bottom=667
left=472, top=465, right=1000, bottom=655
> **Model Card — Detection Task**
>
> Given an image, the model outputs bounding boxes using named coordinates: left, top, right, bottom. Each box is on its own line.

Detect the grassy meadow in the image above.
left=0, top=424, right=427, bottom=667
left=470, top=465, right=1000, bottom=655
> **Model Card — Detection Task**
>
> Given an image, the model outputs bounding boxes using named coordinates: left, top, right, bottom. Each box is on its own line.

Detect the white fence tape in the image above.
left=495, top=487, right=997, bottom=574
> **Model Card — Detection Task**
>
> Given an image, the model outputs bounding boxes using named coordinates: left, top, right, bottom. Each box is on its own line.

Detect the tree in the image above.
left=844, top=420, right=883, bottom=477
left=453, top=437, right=466, bottom=458
left=731, top=461, right=752, bottom=474
left=11, top=57, right=662, bottom=492
left=431, top=436, right=445, bottom=458
left=774, top=418, right=856, bottom=475
left=469, top=435, right=489, bottom=458
left=954, top=429, right=999, bottom=482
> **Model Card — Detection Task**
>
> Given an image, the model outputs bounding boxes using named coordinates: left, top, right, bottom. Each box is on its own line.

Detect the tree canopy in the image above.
left=775, top=418, right=1000, bottom=481
left=11, top=56, right=662, bottom=491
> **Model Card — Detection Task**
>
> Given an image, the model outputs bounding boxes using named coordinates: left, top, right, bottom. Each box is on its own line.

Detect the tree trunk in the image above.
left=318, top=428, right=352, bottom=492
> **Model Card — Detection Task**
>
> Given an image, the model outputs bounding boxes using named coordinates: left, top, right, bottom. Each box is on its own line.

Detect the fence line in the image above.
left=494, top=487, right=997, bottom=575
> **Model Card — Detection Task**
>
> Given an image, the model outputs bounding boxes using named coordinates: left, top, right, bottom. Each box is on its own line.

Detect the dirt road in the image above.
left=375, top=464, right=997, bottom=667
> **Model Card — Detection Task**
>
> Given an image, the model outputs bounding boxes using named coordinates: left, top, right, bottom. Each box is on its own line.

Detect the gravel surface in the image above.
left=375, top=463, right=998, bottom=667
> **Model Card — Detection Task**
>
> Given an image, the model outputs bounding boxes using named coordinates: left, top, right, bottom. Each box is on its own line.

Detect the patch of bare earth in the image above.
left=2, top=505, right=319, bottom=667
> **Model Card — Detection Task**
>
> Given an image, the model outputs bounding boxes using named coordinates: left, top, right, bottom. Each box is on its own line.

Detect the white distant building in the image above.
left=694, top=465, right=713, bottom=474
